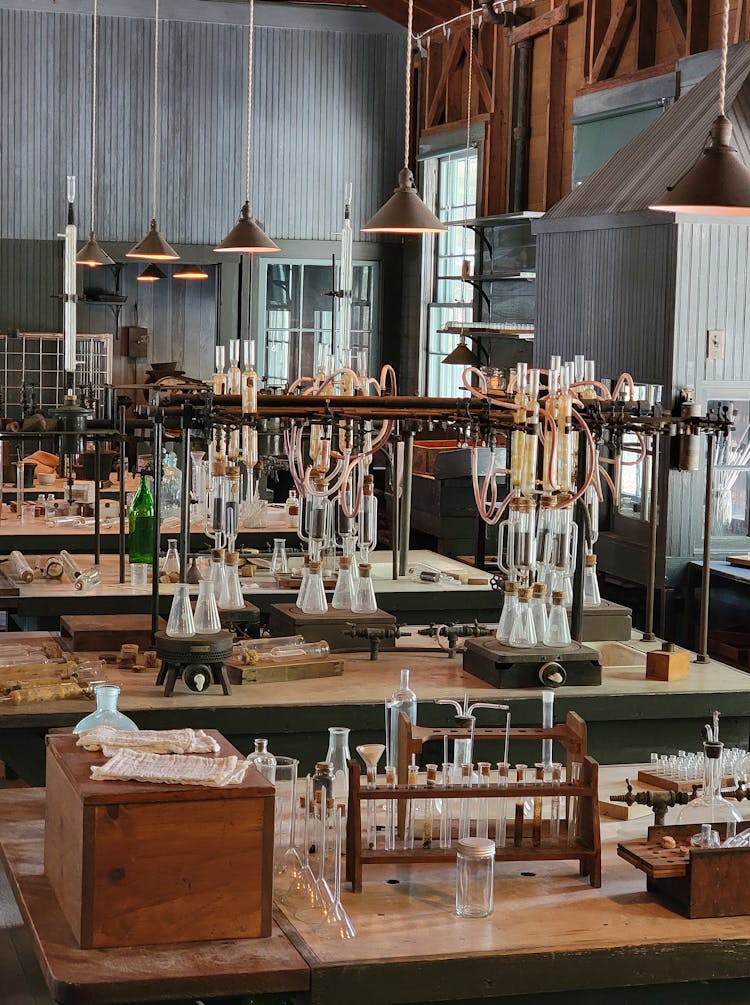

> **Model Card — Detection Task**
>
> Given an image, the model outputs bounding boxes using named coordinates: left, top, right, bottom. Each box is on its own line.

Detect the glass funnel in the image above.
left=73, top=684, right=138, bottom=734
left=357, top=743, right=385, bottom=851
left=166, top=584, right=196, bottom=638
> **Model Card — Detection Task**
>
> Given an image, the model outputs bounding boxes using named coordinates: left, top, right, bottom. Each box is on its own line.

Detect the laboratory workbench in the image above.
left=1, top=631, right=749, bottom=785
left=5, top=767, right=750, bottom=1004
left=0, top=550, right=496, bottom=630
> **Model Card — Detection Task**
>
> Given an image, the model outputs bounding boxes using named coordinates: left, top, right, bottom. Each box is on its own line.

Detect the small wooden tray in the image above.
left=726, top=554, right=750, bottom=568
left=225, top=655, right=343, bottom=684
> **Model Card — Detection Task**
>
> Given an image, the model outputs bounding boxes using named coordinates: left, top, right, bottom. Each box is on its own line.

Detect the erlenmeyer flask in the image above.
left=270, top=538, right=289, bottom=575
left=295, top=556, right=311, bottom=609
left=508, top=587, right=537, bottom=647
left=543, top=590, right=571, bottom=646
left=583, top=554, right=601, bottom=606
left=351, top=562, right=377, bottom=614
left=331, top=556, right=355, bottom=610
left=73, top=684, right=138, bottom=734
left=496, top=581, right=518, bottom=643
left=301, top=560, right=328, bottom=614
left=530, top=582, right=549, bottom=640
left=218, top=551, right=245, bottom=610
left=194, top=579, right=221, bottom=634
left=166, top=583, right=196, bottom=638
left=162, top=538, right=180, bottom=578
left=209, top=547, right=227, bottom=600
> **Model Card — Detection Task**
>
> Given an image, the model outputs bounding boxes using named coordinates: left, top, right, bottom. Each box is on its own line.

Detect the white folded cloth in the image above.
left=77, top=726, right=220, bottom=755
left=89, top=748, right=249, bottom=787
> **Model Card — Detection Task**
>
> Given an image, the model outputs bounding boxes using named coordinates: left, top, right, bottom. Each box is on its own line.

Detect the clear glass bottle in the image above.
left=162, top=538, right=180, bottom=578
left=241, top=339, right=258, bottom=414
left=73, top=684, right=138, bottom=734
left=455, top=837, right=495, bottom=918
left=531, top=582, right=549, bottom=640
left=325, top=726, right=351, bottom=803
left=352, top=562, right=377, bottom=614
left=388, top=668, right=417, bottom=766
left=74, top=567, right=102, bottom=592
left=212, top=345, right=227, bottom=395
left=678, top=740, right=742, bottom=826
left=509, top=586, right=537, bottom=647
left=8, top=550, right=34, bottom=583
left=226, top=339, right=242, bottom=395
left=496, top=581, right=518, bottom=643
left=583, top=554, right=601, bottom=606
left=300, top=560, right=328, bottom=614
left=193, top=579, right=222, bottom=634
left=218, top=551, right=245, bottom=610
left=166, top=583, right=196, bottom=638
left=543, top=590, right=571, bottom=646
left=286, top=489, right=299, bottom=519
left=331, top=555, right=355, bottom=610
left=129, top=473, right=154, bottom=573
left=60, top=549, right=83, bottom=582
left=248, top=738, right=277, bottom=783
left=270, top=538, right=289, bottom=575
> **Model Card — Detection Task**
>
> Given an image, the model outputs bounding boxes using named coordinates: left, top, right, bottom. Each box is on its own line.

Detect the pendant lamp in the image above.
left=137, top=263, right=166, bottom=282
left=173, top=263, right=209, bottom=280
left=77, top=0, right=114, bottom=268
left=362, top=0, right=446, bottom=235
left=650, top=0, right=750, bottom=215
left=127, top=0, right=179, bottom=260
left=215, top=0, right=278, bottom=254
left=441, top=337, right=480, bottom=367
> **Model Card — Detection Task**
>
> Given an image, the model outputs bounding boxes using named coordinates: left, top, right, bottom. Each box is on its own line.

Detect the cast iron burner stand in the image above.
left=154, top=630, right=234, bottom=696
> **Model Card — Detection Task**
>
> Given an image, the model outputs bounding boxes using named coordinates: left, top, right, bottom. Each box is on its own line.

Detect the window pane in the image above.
left=710, top=399, right=750, bottom=536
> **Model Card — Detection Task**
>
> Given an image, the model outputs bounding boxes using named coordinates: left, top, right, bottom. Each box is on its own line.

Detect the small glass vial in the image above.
left=455, top=837, right=495, bottom=918
left=74, top=567, right=102, bottom=592
left=300, top=560, right=328, bottom=614
left=583, top=554, right=601, bottom=606
left=331, top=555, right=355, bottom=610
left=508, top=587, right=537, bottom=647
left=270, top=538, right=289, bottom=575
left=218, top=551, right=245, bottom=610
left=531, top=582, right=549, bottom=640
left=286, top=489, right=299, bottom=518
left=543, top=591, right=571, bottom=646
left=166, top=583, right=196, bottom=638
left=248, top=738, right=277, bottom=783
left=162, top=538, right=180, bottom=578
left=73, top=684, right=138, bottom=734
left=60, top=549, right=83, bottom=583
left=312, top=760, right=335, bottom=801
left=495, top=581, right=518, bottom=643
left=226, top=338, right=242, bottom=395
left=212, top=345, right=227, bottom=395
left=193, top=579, right=222, bottom=634
left=241, top=340, right=258, bottom=414
left=352, top=562, right=377, bottom=614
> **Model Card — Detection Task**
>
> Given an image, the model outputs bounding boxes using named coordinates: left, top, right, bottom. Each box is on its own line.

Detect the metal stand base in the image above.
left=154, top=630, right=234, bottom=696
left=462, top=636, right=602, bottom=689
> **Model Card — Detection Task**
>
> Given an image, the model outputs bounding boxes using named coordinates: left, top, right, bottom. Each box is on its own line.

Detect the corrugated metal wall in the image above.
left=535, top=221, right=677, bottom=385
left=0, top=8, right=404, bottom=243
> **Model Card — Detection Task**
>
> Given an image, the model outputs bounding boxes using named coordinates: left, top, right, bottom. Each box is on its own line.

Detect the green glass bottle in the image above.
left=128, top=474, right=155, bottom=565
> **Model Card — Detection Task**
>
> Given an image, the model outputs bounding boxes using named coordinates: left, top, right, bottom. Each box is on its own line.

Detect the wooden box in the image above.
left=44, top=731, right=274, bottom=948
left=269, top=603, right=396, bottom=653
left=60, top=614, right=166, bottom=652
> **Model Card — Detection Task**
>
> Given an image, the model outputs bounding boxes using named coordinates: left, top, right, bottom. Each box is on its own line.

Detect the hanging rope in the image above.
left=90, top=0, right=98, bottom=232
left=465, top=0, right=474, bottom=160
left=719, top=0, right=730, bottom=116
left=404, top=0, right=414, bottom=169
left=151, top=0, right=160, bottom=221
left=246, top=0, right=255, bottom=207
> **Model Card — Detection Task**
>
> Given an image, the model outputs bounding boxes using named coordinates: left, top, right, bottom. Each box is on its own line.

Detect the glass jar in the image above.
left=455, top=836, right=495, bottom=918
left=312, top=760, right=335, bottom=802
left=325, top=726, right=352, bottom=803
left=247, top=738, right=277, bottom=783
left=73, top=684, right=138, bottom=735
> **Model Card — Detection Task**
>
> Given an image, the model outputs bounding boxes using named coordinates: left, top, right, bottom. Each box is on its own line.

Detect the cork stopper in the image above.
left=518, top=586, right=532, bottom=601
left=359, top=562, right=372, bottom=577
left=315, top=761, right=332, bottom=772
left=340, top=556, right=352, bottom=568
left=585, top=553, right=597, bottom=567
left=504, top=580, right=518, bottom=594
left=309, top=560, right=321, bottom=573
left=211, top=548, right=225, bottom=562
left=532, top=582, right=547, bottom=598
left=211, top=460, right=226, bottom=477
left=510, top=496, right=534, bottom=512
left=227, top=466, right=240, bottom=481
left=551, top=590, right=565, bottom=604
left=557, top=492, right=573, bottom=507
left=540, top=494, right=555, bottom=509
left=363, top=475, right=374, bottom=495
left=225, top=551, right=239, bottom=566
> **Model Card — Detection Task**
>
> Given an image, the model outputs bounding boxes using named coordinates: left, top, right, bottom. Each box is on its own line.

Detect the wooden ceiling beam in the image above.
left=636, top=0, right=657, bottom=69
left=509, top=2, right=569, bottom=46
left=685, top=0, right=709, bottom=54
left=658, top=0, right=687, bottom=51
left=590, top=0, right=637, bottom=82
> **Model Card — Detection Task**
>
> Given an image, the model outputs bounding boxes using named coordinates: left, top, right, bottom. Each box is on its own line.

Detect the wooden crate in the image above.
left=269, top=604, right=396, bottom=653
left=44, top=731, right=274, bottom=948
left=60, top=614, right=166, bottom=652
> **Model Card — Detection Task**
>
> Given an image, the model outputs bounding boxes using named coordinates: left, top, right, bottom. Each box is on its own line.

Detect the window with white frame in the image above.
left=260, top=261, right=379, bottom=387
left=423, top=148, right=478, bottom=397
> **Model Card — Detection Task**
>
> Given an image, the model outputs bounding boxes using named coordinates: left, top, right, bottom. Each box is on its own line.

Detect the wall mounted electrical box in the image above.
left=122, top=326, right=149, bottom=358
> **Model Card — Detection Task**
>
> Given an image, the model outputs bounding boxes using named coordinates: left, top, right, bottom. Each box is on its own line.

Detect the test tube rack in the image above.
left=345, top=711, right=601, bottom=892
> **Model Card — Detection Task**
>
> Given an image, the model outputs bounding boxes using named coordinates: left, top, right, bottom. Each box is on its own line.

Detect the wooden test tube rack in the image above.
left=345, top=711, right=601, bottom=892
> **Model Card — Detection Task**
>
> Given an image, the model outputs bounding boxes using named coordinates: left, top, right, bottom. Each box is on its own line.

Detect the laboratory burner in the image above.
left=154, top=630, right=234, bottom=696
left=462, top=636, right=601, bottom=688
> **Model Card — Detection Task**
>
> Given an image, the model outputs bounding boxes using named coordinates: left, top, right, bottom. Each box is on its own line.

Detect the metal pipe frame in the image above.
left=642, top=433, right=660, bottom=642
left=697, top=433, right=716, bottom=664
left=150, top=412, right=163, bottom=646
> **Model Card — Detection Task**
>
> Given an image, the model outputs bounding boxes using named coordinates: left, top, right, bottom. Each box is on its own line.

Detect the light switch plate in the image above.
left=707, top=329, right=725, bottom=360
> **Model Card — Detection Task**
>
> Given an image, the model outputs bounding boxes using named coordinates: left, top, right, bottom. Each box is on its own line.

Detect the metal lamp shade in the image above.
left=441, top=340, right=480, bottom=367
left=173, top=263, right=208, bottom=280
left=650, top=117, right=750, bottom=216
left=362, top=168, right=447, bottom=234
left=214, top=201, right=279, bottom=253
left=76, top=231, right=114, bottom=268
left=137, top=263, right=167, bottom=282
left=126, top=219, right=180, bottom=261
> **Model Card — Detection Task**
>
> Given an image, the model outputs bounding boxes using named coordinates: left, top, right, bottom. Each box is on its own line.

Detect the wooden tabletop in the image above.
left=5, top=768, right=750, bottom=1004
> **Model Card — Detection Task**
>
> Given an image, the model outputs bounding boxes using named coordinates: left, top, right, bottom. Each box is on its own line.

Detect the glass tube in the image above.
left=567, top=762, right=581, bottom=845
left=495, top=761, right=509, bottom=849
left=533, top=764, right=544, bottom=847
left=440, top=760, right=453, bottom=849
left=550, top=762, right=562, bottom=840
left=8, top=550, right=34, bottom=583
left=385, top=764, right=397, bottom=851
left=60, top=549, right=83, bottom=582
left=477, top=762, right=491, bottom=839
left=209, top=459, right=227, bottom=536
left=74, top=567, right=102, bottom=592
left=459, top=762, right=473, bottom=840
left=423, top=763, right=437, bottom=848
left=212, top=345, right=226, bottom=394
left=359, top=475, right=378, bottom=559
left=226, top=339, right=241, bottom=395
left=541, top=690, right=554, bottom=768
left=241, top=341, right=258, bottom=415
left=514, top=764, right=526, bottom=847
left=404, top=761, right=419, bottom=850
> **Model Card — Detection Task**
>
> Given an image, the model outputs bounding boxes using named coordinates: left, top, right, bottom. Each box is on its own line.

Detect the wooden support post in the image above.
left=686, top=0, right=709, bottom=53
left=636, top=0, right=658, bottom=69
left=591, top=0, right=637, bottom=82
left=543, top=20, right=568, bottom=206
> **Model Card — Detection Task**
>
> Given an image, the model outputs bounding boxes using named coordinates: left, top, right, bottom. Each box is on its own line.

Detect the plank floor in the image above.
left=0, top=865, right=55, bottom=1005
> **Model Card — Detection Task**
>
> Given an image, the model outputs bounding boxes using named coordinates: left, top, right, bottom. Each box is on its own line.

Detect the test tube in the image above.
left=459, top=762, right=473, bottom=840
left=364, top=762, right=377, bottom=851
left=385, top=765, right=397, bottom=851
left=404, top=759, right=419, bottom=851
left=477, top=762, right=491, bottom=839
left=8, top=550, right=34, bottom=584
left=567, top=762, right=581, bottom=845
left=514, top=763, right=527, bottom=847
left=440, top=761, right=453, bottom=849
left=533, top=764, right=544, bottom=847
left=495, top=761, right=509, bottom=849
left=541, top=690, right=554, bottom=768
left=423, top=763, right=437, bottom=848
left=550, top=762, right=562, bottom=840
